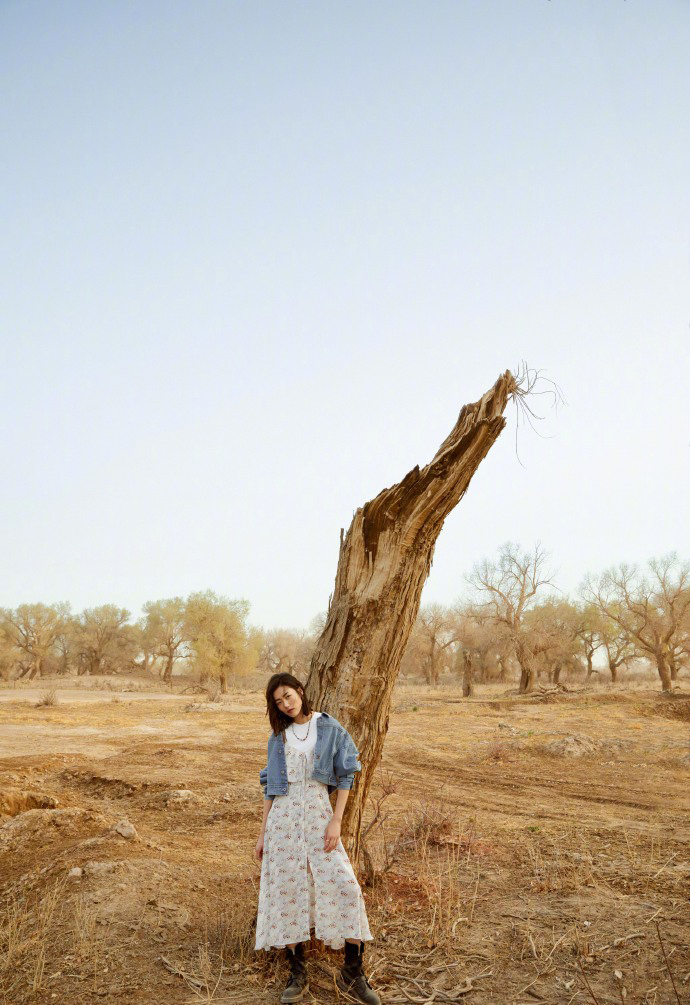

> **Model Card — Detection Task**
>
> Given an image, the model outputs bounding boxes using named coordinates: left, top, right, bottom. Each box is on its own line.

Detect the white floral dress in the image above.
left=254, top=741, right=373, bottom=951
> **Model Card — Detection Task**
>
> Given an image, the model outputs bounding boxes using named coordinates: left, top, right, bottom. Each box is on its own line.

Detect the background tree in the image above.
left=583, top=554, right=690, bottom=692
left=597, top=613, right=636, bottom=683
left=449, top=604, right=504, bottom=693
left=467, top=540, right=556, bottom=693
left=135, top=614, right=162, bottom=676
left=308, top=611, right=328, bottom=638
left=0, top=617, right=21, bottom=680
left=257, top=628, right=316, bottom=678
left=53, top=614, right=81, bottom=676
left=185, top=590, right=257, bottom=693
left=72, top=605, right=133, bottom=675
left=525, top=597, right=582, bottom=685
left=573, top=603, right=605, bottom=679
left=669, top=590, right=690, bottom=680
left=1, top=602, right=69, bottom=679
left=415, top=603, right=457, bottom=685
left=141, top=597, right=188, bottom=684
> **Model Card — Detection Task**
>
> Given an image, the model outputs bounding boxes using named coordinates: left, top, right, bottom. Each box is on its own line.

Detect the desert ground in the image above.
left=1, top=678, right=689, bottom=1005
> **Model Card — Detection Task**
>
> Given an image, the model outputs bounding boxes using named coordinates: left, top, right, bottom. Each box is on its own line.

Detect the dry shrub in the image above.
left=197, top=878, right=260, bottom=967
left=70, top=893, right=99, bottom=958
left=35, top=685, right=58, bottom=708
left=0, top=878, right=66, bottom=996
left=483, top=727, right=522, bottom=762
left=395, top=798, right=456, bottom=850
left=520, top=833, right=595, bottom=894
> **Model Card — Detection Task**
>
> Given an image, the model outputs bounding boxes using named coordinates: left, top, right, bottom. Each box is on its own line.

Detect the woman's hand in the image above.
left=324, top=816, right=341, bottom=853
left=255, top=833, right=265, bottom=862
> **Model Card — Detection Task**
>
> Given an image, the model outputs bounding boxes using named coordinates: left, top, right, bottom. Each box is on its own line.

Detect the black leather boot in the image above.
left=280, top=941, right=309, bottom=1003
left=336, top=940, right=381, bottom=1004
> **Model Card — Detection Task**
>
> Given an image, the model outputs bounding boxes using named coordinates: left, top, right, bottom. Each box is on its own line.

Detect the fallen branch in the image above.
left=159, top=956, right=206, bottom=991
left=655, top=921, right=681, bottom=1005
left=577, top=959, right=601, bottom=1005
left=598, top=932, right=645, bottom=951
left=394, top=970, right=492, bottom=1003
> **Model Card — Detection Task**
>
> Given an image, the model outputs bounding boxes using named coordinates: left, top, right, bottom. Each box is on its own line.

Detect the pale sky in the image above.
left=2, top=1, right=689, bottom=631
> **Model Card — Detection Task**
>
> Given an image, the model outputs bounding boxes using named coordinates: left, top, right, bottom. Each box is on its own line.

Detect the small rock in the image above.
left=83, top=861, right=121, bottom=877
left=544, top=734, right=598, bottom=757
left=113, top=819, right=137, bottom=840
left=67, top=866, right=83, bottom=880
left=161, top=789, right=201, bottom=807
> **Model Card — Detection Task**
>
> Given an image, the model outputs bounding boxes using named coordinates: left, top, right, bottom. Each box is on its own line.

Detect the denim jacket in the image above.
left=259, top=711, right=361, bottom=800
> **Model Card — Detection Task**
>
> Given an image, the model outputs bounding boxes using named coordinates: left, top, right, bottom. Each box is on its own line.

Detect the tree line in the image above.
left=0, top=589, right=328, bottom=693
left=402, top=544, right=690, bottom=693
left=2, top=545, right=688, bottom=694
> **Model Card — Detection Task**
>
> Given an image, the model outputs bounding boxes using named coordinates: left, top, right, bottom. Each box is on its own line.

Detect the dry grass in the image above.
left=34, top=685, right=58, bottom=708
left=0, top=682, right=689, bottom=1004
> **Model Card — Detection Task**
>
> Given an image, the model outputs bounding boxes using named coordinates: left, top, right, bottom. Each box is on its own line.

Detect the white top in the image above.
left=285, top=710, right=322, bottom=752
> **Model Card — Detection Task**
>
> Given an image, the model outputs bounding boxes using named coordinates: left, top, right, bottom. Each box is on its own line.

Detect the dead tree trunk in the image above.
left=462, top=651, right=475, bottom=698
left=515, top=637, right=536, bottom=694
left=163, top=653, right=174, bottom=684
left=304, top=370, right=517, bottom=870
left=497, top=654, right=508, bottom=682
left=656, top=653, right=672, bottom=692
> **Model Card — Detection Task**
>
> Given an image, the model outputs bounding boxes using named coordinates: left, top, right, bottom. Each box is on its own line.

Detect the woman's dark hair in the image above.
left=265, top=672, right=312, bottom=737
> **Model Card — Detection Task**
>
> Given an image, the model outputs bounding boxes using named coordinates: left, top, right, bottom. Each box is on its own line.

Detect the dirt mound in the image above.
left=158, top=789, right=203, bottom=807
left=656, top=695, right=690, bottom=722
left=541, top=734, right=628, bottom=758
left=0, top=789, right=59, bottom=818
left=0, top=807, right=109, bottom=846
left=60, top=767, right=140, bottom=797
left=623, top=694, right=690, bottom=722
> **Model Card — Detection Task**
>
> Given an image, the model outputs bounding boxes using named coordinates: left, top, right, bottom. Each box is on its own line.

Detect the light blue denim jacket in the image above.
left=259, top=711, right=361, bottom=800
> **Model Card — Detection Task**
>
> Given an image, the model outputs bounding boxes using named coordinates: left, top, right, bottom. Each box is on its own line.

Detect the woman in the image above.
left=254, top=672, right=380, bottom=1005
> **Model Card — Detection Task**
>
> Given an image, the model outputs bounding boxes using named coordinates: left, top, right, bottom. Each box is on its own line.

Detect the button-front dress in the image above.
left=254, top=719, right=373, bottom=952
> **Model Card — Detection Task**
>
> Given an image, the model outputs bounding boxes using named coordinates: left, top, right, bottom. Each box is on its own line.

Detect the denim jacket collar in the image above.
left=260, top=710, right=361, bottom=799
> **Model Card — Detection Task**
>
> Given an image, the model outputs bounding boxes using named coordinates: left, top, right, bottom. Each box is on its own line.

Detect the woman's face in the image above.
left=273, top=685, right=302, bottom=718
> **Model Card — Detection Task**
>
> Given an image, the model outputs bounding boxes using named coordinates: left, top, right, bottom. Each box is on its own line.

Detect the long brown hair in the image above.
left=265, top=672, right=312, bottom=738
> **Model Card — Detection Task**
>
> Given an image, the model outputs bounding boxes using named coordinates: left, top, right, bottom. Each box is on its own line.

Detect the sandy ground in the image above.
left=0, top=688, right=190, bottom=704
left=1, top=681, right=689, bottom=1005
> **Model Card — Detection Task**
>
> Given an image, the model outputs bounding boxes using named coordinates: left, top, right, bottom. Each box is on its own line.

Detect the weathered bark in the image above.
left=609, top=662, right=618, bottom=683
left=656, top=654, right=672, bottom=692
left=425, top=642, right=442, bottom=686
left=497, top=655, right=508, bottom=682
left=515, top=638, right=536, bottom=693
left=163, top=653, right=174, bottom=684
left=462, top=652, right=475, bottom=698
left=304, top=370, right=517, bottom=870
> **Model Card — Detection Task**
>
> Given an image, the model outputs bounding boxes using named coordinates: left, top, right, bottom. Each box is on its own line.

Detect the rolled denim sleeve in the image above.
left=259, top=764, right=268, bottom=799
left=333, top=731, right=361, bottom=790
